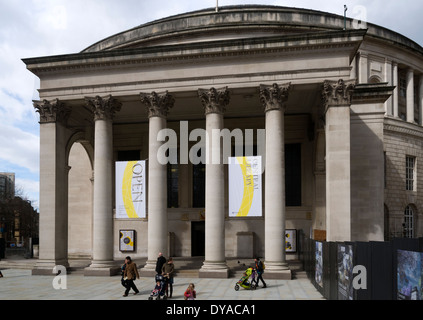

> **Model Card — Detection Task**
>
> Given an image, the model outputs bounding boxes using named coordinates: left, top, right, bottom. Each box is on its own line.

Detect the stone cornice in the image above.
left=33, top=98, right=71, bottom=124
left=198, top=87, right=230, bottom=115
left=140, top=91, right=174, bottom=118
left=259, top=83, right=292, bottom=112
left=384, top=117, right=423, bottom=140
left=85, top=95, right=122, bottom=121
left=23, top=30, right=365, bottom=75
left=352, top=83, right=395, bottom=104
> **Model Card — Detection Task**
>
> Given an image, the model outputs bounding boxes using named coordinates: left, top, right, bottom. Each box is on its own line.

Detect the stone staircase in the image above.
left=288, top=260, right=307, bottom=279
left=1, top=256, right=307, bottom=279
left=172, top=256, right=202, bottom=278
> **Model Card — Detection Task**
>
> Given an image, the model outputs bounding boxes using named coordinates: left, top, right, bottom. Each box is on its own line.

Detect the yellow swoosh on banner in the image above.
left=122, top=161, right=139, bottom=218
left=236, top=157, right=255, bottom=217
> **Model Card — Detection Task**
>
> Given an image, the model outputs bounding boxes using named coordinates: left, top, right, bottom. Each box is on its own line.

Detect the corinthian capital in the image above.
left=198, top=87, right=230, bottom=115
left=259, top=83, right=291, bottom=112
left=33, top=99, right=71, bottom=124
left=140, top=91, right=174, bottom=118
left=85, top=95, right=122, bottom=121
left=322, top=79, right=356, bottom=108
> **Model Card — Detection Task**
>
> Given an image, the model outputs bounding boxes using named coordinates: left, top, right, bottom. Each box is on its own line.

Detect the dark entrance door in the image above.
left=191, top=221, right=205, bottom=256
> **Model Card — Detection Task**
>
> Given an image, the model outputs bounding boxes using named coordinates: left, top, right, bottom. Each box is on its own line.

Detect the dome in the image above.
left=82, top=5, right=422, bottom=54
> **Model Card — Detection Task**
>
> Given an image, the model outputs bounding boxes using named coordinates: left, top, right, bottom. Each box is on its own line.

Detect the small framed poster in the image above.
left=285, top=229, right=297, bottom=253
left=119, top=230, right=136, bottom=252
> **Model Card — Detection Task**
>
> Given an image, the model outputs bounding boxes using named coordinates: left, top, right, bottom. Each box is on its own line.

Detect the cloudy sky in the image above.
left=1, top=0, right=422, bottom=209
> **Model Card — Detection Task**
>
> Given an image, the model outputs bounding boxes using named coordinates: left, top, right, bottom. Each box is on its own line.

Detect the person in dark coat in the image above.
left=123, top=256, right=140, bottom=297
left=155, top=252, right=166, bottom=275
left=162, top=257, right=175, bottom=298
left=254, top=257, right=267, bottom=288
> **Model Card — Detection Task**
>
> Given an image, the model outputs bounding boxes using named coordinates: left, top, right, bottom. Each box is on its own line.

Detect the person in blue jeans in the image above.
left=254, top=257, right=267, bottom=288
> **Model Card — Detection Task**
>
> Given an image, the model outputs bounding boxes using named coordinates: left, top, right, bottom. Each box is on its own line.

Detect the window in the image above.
left=406, top=156, right=416, bottom=191
left=384, top=152, right=387, bottom=189
left=384, top=204, right=389, bottom=241
left=285, top=143, right=302, bottom=206
left=167, top=164, right=179, bottom=208
left=404, top=205, right=414, bottom=238
left=399, top=77, right=407, bottom=98
left=192, top=163, right=205, bottom=208
left=117, top=150, right=140, bottom=161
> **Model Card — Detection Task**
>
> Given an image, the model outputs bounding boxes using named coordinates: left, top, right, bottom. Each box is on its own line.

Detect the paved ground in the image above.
left=0, top=257, right=324, bottom=300
left=0, top=269, right=323, bottom=300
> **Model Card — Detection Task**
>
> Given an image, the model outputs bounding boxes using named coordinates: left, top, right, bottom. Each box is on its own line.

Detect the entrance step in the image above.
left=174, top=269, right=199, bottom=278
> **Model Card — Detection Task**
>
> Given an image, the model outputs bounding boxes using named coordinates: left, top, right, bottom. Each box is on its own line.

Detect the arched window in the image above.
left=403, top=205, right=415, bottom=238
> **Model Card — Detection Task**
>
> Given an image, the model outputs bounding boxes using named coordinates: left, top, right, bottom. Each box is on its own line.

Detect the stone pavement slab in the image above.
left=0, top=269, right=324, bottom=300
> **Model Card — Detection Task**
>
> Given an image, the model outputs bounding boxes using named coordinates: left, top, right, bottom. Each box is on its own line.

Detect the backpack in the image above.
left=262, top=262, right=265, bottom=270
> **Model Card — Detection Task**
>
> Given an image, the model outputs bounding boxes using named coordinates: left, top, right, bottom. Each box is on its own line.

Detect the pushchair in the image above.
left=148, top=274, right=168, bottom=300
left=234, top=267, right=256, bottom=291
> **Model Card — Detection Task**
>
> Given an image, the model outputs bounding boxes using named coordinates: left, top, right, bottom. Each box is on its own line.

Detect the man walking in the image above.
left=123, top=256, right=140, bottom=297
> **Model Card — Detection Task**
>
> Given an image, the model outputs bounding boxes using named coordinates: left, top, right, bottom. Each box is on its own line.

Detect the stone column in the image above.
left=139, top=91, right=174, bottom=276
left=259, top=83, right=291, bottom=279
left=392, top=62, right=399, bottom=118
left=358, top=53, right=368, bottom=84
left=322, top=79, right=356, bottom=242
left=32, top=99, right=71, bottom=275
left=198, top=87, right=230, bottom=278
left=350, top=83, right=393, bottom=241
left=406, top=69, right=415, bottom=123
left=312, top=128, right=326, bottom=239
left=85, top=95, right=121, bottom=276
left=384, top=59, right=393, bottom=116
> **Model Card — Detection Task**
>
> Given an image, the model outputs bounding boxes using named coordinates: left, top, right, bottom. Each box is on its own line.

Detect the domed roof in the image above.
left=81, top=5, right=422, bottom=55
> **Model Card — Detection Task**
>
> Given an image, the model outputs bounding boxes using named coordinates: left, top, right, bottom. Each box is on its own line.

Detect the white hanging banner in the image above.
left=228, top=156, right=262, bottom=217
left=115, top=161, right=146, bottom=219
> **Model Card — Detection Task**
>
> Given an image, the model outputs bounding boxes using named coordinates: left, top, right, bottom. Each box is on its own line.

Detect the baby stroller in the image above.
left=148, top=274, right=168, bottom=300
left=234, top=267, right=256, bottom=291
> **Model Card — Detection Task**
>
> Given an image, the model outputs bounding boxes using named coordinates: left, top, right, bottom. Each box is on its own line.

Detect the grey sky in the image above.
left=0, top=0, right=422, bottom=207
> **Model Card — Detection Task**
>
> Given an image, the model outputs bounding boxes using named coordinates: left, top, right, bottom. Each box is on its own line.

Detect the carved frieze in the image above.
left=198, top=87, right=230, bottom=115
left=85, top=95, right=122, bottom=121
left=259, top=83, right=291, bottom=112
left=33, top=98, right=71, bottom=124
left=140, top=91, right=174, bottom=118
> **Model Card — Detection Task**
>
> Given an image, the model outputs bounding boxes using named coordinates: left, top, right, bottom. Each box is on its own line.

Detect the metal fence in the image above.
left=298, top=231, right=423, bottom=300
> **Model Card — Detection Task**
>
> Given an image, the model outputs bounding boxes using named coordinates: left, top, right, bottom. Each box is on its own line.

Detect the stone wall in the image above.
left=384, top=117, right=423, bottom=238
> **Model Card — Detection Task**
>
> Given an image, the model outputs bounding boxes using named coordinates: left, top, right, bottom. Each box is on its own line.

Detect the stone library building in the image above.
left=23, top=6, right=423, bottom=278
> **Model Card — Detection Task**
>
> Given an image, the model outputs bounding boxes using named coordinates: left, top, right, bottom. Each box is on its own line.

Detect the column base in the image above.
left=84, top=260, right=120, bottom=276
left=199, top=261, right=229, bottom=278
left=139, top=259, right=157, bottom=277
left=32, top=259, right=69, bottom=276
left=263, top=261, right=292, bottom=280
